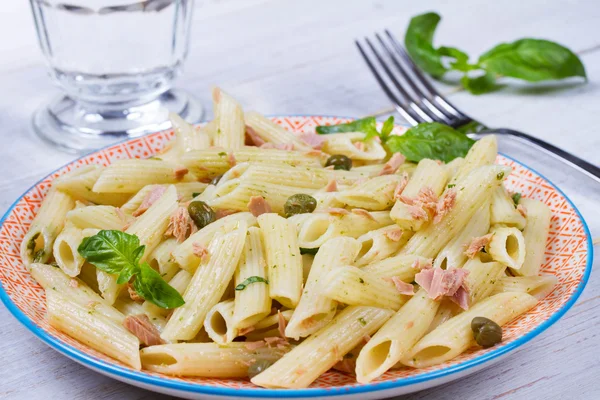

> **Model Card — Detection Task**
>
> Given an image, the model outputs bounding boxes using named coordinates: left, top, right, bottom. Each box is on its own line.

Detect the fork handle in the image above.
left=482, top=128, right=600, bottom=183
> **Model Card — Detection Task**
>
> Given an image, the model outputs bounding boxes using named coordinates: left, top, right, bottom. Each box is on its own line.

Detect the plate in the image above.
left=0, top=116, right=593, bottom=399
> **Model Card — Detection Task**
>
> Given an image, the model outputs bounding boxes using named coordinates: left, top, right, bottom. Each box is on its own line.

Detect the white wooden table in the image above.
left=1, top=1, right=599, bottom=399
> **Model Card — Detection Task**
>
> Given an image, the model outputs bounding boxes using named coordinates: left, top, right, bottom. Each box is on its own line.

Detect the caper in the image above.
left=188, top=201, right=216, bottom=229
left=325, top=154, right=352, bottom=171
left=210, top=175, right=222, bottom=186
left=247, top=359, right=273, bottom=379
left=284, top=194, right=317, bottom=218
left=471, top=317, right=502, bottom=348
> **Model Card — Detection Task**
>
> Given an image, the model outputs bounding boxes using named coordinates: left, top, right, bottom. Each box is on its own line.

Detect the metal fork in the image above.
left=356, top=30, right=600, bottom=183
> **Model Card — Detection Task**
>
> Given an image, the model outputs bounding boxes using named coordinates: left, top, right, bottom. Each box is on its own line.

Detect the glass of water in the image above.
left=30, top=0, right=202, bottom=153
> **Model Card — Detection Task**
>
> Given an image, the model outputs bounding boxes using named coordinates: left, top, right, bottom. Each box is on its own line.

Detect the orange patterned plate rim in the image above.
left=0, top=116, right=593, bottom=399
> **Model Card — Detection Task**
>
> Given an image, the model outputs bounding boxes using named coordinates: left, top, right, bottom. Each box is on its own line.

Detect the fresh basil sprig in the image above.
left=386, top=122, right=475, bottom=162
left=78, top=230, right=184, bottom=309
left=405, top=12, right=586, bottom=94
left=316, top=116, right=394, bottom=141
left=318, top=117, right=473, bottom=163
left=235, top=276, right=269, bottom=291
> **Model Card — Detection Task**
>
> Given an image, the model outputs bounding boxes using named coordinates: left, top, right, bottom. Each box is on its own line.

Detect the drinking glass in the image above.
left=29, top=0, right=202, bottom=153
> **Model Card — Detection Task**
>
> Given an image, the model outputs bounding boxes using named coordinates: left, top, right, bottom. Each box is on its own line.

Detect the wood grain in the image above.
left=0, top=0, right=599, bottom=399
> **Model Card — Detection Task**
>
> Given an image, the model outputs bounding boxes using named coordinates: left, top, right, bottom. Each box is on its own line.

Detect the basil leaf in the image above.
left=479, top=38, right=586, bottom=82
left=235, top=276, right=269, bottom=291
left=117, top=264, right=139, bottom=285
left=385, top=122, right=475, bottom=163
left=438, top=46, right=477, bottom=72
left=78, top=230, right=145, bottom=275
left=300, top=247, right=319, bottom=255
left=316, top=117, right=379, bottom=139
left=461, top=71, right=500, bottom=95
left=404, top=12, right=447, bottom=78
left=512, top=192, right=522, bottom=207
left=380, top=116, right=395, bottom=141
left=133, top=262, right=185, bottom=309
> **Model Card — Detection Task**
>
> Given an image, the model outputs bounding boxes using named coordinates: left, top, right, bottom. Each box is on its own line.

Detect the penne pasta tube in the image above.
left=513, top=198, right=552, bottom=276
left=182, top=147, right=322, bottom=179
left=433, top=205, right=490, bottom=270
left=233, top=227, right=271, bottom=330
left=147, top=238, right=180, bottom=282
left=444, top=157, right=465, bottom=179
left=53, top=165, right=130, bottom=206
left=92, top=160, right=189, bottom=193
left=46, top=291, right=141, bottom=370
left=161, top=223, right=248, bottom=341
left=172, top=212, right=257, bottom=271
left=204, top=299, right=237, bottom=344
left=21, top=188, right=75, bottom=267
left=354, top=225, right=411, bottom=267
left=140, top=342, right=291, bottom=377
left=335, top=175, right=403, bottom=211
left=451, top=135, right=498, bottom=183
left=286, top=237, right=361, bottom=340
left=66, top=205, right=132, bottom=230
left=251, top=306, right=393, bottom=388
left=399, top=164, right=510, bottom=258
left=291, top=211, right=393, bottom=250
left=244, top=111, right=312, bottom=150
left=487, top=225, right=526, bottom=270
left=322, top=266, right=408, bottom=311
left=360, top=254, right=430, bottom=280
left=492, top=275, right=558, bottom=299
left=425, top=300, right=461, bottom=335
left=52, top=224, right=85, bottom=277
left=355, top=289, right=440, bottom=383
left=390, top=159, right=449, bottom=231
left=125, top=185, right=178, bottom=258
left=30, top=263, right=123, bottom=323
left=96, top=269, right=124, bottom=305
left=490, top=186, right=526, bottom=229
left=461, top=255, right=507, bottom=307
left=258, top=214, right=303, bottom=308
left=212, top=87, right=245, bottom=149
left=402, top=292, right=537, bottom=368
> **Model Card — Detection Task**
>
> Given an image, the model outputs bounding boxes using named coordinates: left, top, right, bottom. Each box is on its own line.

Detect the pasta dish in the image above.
left=20, top=87, right=556, bottom=388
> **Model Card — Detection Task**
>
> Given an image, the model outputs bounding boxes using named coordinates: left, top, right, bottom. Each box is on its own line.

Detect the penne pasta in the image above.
left=402, top=292, right=537, bottom=368
left=233, top=227, right=271, bottom=330
left=21, top=188, right=75, bottom=267
left=492, top=275, right=558, bottom=299
left=141, top=342, right=290, bottom=377
left=258, top=214, right=303, bottom=308
left=212, top=87, right=245, bottom=150
left=161, top=223, right=248, bottom=341
left=487, top=225, right=526, bottom=270
left=322, top=265, right=409, bottom=311
left=251, top=306, right=393, bottom=388
left=513, top=198, right=551, bottom=276
left=286, top=237, right=361, bottom=340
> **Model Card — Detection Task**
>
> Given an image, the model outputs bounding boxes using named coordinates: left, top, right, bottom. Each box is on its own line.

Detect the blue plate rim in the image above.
left=0, top=115, right=594, bottom=398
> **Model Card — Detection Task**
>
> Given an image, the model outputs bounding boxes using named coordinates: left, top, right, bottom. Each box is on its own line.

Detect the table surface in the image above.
left=1, top=0, right=599, bottom=399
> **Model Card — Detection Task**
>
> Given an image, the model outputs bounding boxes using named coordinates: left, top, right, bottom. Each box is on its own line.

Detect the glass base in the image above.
left=32, top=89, right=204, bottom=154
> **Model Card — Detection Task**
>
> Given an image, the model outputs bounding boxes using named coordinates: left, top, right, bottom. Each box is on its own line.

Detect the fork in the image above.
left=355, top=30, right=600, bottom=183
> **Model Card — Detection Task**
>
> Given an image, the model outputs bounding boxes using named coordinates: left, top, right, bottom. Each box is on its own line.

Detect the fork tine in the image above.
left=355, top=40, right=421, bottom=125
left=363, top=37, right=437, bottom=123
left=374, top=33, right=454, bottom=124
left=384, top=29, right=471, bottom=121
